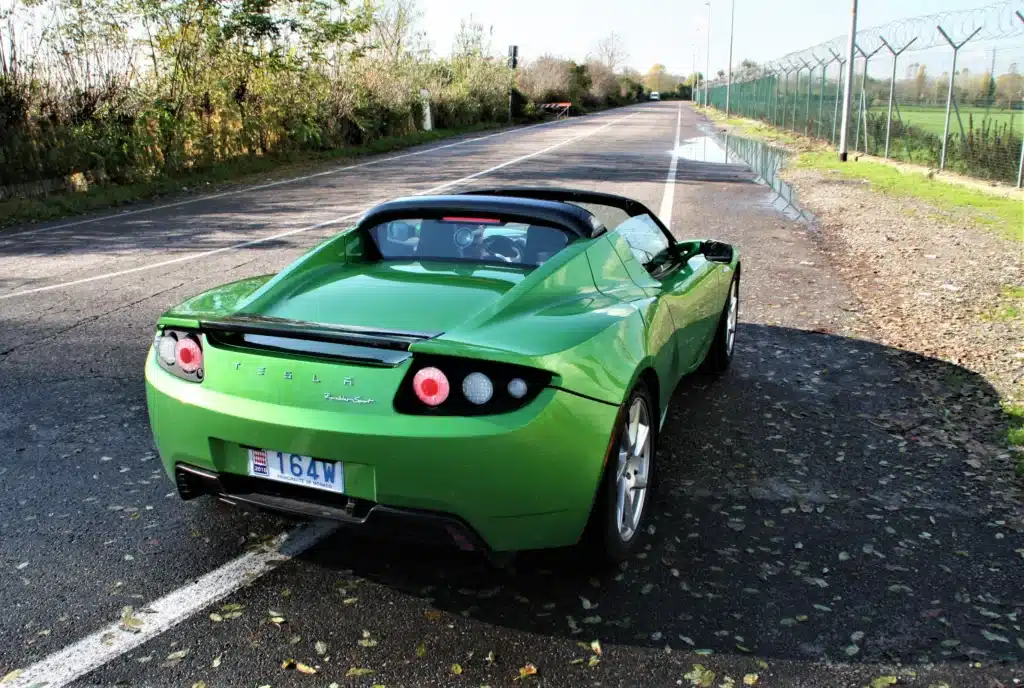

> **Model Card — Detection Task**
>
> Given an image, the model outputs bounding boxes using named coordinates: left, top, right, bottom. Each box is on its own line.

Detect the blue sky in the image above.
left=419, top=0, right=1024, bottom=76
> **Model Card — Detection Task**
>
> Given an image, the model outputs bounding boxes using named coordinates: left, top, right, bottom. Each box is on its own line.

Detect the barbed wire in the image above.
left=714, top=0, right=1024, bottom=81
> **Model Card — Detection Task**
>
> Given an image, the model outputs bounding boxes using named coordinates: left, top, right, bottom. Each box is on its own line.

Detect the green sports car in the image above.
left=145, top=188, right=740, bottom=562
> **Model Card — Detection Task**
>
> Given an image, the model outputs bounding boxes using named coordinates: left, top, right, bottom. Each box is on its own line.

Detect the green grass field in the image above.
left=871, top=105, right=1020, bottom=137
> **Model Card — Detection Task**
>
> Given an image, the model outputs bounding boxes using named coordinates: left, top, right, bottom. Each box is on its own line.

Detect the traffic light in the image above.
left=508, top=45, right=518, bottom=69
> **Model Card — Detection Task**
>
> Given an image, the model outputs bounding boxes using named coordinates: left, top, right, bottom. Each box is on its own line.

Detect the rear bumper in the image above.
left=175, top=464, right=490, bottom=552
left=146, top=354, right=619, bottom=552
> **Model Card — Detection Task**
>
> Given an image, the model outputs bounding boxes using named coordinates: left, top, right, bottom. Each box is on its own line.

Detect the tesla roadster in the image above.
left=145, top=188, right=740, bottom=562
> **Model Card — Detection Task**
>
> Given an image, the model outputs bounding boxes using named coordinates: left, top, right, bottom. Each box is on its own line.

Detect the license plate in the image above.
left=248, top=448, right=344, bottom=493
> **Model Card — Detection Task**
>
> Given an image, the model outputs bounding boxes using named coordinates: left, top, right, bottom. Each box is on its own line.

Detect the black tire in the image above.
left=583, top=380, right=657, bottom=565
left=702, top=272, right=739, bottom=374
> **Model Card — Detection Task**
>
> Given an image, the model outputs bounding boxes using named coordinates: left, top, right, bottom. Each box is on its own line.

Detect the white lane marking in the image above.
left=4, top=108, right=628, bottom=239
left=0, top=112, right=638, bottom=302
left=658, top=102, right=683, bottom=231
left=5, top=520, right=338, bottom=688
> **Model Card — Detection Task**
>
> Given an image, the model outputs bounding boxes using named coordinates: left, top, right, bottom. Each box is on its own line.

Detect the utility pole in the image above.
left=838, top=0, right=858, bottom=161
left=705, top=1, right=712, bottom=107
left=726, top=0, right=736, bottom=116
left=692, top=43, right=699, bottom=103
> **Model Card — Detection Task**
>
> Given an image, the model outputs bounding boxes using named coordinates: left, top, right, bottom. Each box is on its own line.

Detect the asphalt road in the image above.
left=1, top=102, right=1022, bottom=688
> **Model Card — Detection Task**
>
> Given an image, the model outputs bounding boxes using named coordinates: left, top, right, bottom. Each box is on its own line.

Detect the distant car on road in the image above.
left=650, top=91, right=661, bottom=101
left=145, top=188, right=740, bottom=564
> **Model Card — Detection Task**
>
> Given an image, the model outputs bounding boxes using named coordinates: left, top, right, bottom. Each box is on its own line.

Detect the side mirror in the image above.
left=700, top=240, right=734, bottom=264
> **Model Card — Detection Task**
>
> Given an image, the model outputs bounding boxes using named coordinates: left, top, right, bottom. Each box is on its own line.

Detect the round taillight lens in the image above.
left=462, top=372, right=493, bottom=405
left=507, top=377, right=528, bottom=399
left=413, top=367, right=449, bottom=406
left=158, top=334, right=178, bottom=366
left=174, top=337, right=203, bottom=374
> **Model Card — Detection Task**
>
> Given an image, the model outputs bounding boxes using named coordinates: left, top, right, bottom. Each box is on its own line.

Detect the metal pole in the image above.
left=830, top=48, right=844, bottom=144
left=782, top=69, right=790, bottom=129
left=853, top=44, right=882, bottom=154
left=880, top=37, right=917, bottom=160
left=803, top=59, right=814, bottom=136
left=838, top=0, right=858, bottom=161
left=816, top=54, right=831, bottom=138
left=692, top=41, right=698, bottom=103
left=705, top=1, right=712, bottom=108
left=937, top=24, right=982, bottom=171
left=726, top=0, right=735, bottom=116
left=790, top=62, right=800, bottom=132
left=1017, top=10, right=1024, bottom=187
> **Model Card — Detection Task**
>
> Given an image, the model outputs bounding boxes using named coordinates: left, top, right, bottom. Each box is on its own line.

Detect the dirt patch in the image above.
left=784, top=164, right=1023, bottom=472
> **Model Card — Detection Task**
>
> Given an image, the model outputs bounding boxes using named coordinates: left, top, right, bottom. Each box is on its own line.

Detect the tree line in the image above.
left=0, top=1, right=678, bottom=195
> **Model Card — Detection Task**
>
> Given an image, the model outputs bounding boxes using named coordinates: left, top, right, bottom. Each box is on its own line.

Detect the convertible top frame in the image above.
left=461, top=187, right=675, bottom=246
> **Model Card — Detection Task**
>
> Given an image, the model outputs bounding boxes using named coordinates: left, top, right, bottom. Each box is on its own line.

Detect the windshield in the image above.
left=367, top=218, right=573, bottom=268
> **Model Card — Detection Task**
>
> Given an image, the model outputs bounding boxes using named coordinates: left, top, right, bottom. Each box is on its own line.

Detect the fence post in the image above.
left=936, top=24, right=983, bottom=171
left=829, top=48, right=845, bottom=145
left=815, top=54, right=831, bottom=139
left=1018, top=11, right=1024, bottom=187
left=790, top=62, right=801, bottom=133
left=853, top=43, right=883, bottom=154
left=879, top=36, right=917, bottom=160
left=802, top=59, right=814, bottom=136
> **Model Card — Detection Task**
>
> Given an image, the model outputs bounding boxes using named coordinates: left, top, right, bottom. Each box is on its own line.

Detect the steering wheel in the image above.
left=483, top=235, right=522, bottom=262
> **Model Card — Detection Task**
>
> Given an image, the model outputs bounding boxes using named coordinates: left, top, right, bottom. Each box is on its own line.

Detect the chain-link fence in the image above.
left=706, top=1, right=1024, bottom=186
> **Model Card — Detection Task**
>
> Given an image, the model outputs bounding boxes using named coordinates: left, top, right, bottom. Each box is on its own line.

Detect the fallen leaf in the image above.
left=870, top=678, right=897, bottom=688
left=415, top=643, right=426, bottom=657
left=569, top=658, right=584, bottom=665
left=587, top=655, right=599, bottom=667
left=343, top=598, right=358, bottom=605
left=743, top=674, right=759, bottom=686
left=451, top=663, right=463, bottom=675
left=315, top=641, right=328, bottom=656
left=120, top=606, right=144, bottom=633
left=296, top=662, right=317, bottom=675
left=281, top=658, right=296, bottom=670
left=191, top=682, right=207, bottom=688
left=640, top=583, right=654, bottom=595
left=486, top=650, right=495, bottom=663
left=167, top=649, right=189, bottom=661
left=424, top=610, right=442, bottom=621
left=209, top=613, right=223, bottom=623
left=580, top=596, right=595, bottom=610
left=346, top=667, right=374, bottom=677
left=684, top=664, right=716, bottom=687
left=1, top=670, right=23, bottom=684
left=982, top=629, right=1009, bottom=643
left=590, top=639, right=602, bottom=655
left=516, top=663, right=538, bottom=680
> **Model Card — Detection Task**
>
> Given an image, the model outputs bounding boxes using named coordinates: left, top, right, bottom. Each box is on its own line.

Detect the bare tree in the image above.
left=594, top=31, right=628, bottom=72
left=367, top=0, right=425, bottom=64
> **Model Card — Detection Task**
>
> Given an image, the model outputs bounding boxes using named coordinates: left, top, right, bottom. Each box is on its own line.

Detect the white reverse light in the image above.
left=507, top=378, right=528, bottom=399
left=158, top=334, right=178, bottom=366
left=462, top=372, right=493, bottom=405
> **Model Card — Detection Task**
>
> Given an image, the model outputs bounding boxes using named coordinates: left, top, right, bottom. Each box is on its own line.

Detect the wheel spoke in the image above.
left=633, top=422, right=649, bottom=457
left=615, top=448, right=629, bottom=480
left=623, top=490, right=639, bottom=530
left=627, top=403, right=640, bottom=446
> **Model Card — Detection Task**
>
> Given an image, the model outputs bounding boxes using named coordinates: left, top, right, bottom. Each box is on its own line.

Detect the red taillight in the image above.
left=174, top=337, right=203, bottom=374
left=413, top=367, right=449, bottom=406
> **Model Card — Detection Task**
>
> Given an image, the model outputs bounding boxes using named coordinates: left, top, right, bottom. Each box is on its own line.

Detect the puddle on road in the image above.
left=679, top=128, right=817, bottom=226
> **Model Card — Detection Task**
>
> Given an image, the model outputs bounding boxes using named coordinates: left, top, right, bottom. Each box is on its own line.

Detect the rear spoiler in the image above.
left=199, top=315, right=440, bottom=366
